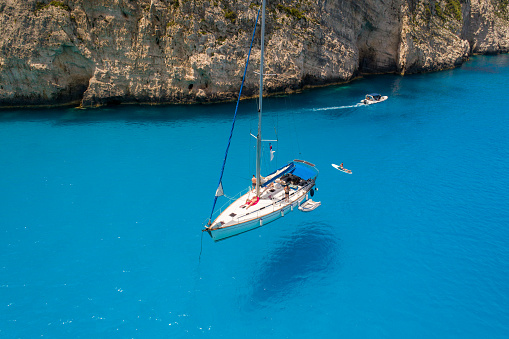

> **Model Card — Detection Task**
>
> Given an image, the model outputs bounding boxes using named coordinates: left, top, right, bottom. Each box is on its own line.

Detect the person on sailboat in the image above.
left=245, top=196, right=259, bottom=209
left=252, top=174, right=267, bottom=190
left=284, top=183, right=290, bottom=202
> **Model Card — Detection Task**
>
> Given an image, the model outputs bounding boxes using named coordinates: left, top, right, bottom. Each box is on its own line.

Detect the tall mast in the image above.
left=256, top=0, right=266, bottom=197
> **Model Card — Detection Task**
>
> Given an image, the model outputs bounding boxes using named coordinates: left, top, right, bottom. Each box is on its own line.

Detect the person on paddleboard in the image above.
left=339, top=163, right=352, bottom=174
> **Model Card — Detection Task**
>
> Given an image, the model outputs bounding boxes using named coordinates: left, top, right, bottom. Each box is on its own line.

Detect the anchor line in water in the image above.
left=199, top=230, right=203, bottom=263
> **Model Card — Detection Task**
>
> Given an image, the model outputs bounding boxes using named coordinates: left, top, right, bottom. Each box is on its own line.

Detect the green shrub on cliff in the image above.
left=435, top=0, right=462, bottom=22
left=424, top=3, right=432, bottom=18
left=435, top=2, right=445, bottom=20
left=35, top=1, right=71, bottom=12
left=445, top=0, right=462, bottom=21
left=224, top=10, right=236, bottom=22
left=35, top=2, right=46, bottom=11
left=276, top=4, right=305, bottom=20
left=496, top=0, right=509, bottom=20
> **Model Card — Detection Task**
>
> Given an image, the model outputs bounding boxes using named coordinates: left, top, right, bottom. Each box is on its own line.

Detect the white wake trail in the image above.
left=311, top=103, right=365, bottom=111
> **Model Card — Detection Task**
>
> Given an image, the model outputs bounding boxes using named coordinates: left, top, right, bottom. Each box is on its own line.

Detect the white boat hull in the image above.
left=362, top=96, right=388, bottom=105
left=208, top=201, right=298, bottom=241
left=208, top=196, right=305, bottom=241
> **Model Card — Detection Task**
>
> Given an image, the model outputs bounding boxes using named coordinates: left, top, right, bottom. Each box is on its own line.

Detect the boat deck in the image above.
left=211, top=181, right=311, bottom=229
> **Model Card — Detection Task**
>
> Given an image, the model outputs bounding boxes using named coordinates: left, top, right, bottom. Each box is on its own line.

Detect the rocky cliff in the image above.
left=0, top=0, right=507, bottom=107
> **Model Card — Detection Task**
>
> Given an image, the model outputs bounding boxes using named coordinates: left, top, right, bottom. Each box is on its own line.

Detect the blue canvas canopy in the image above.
left=291, top=162, right=318, bottom=180
left=261, top=160, right=317, bottom=188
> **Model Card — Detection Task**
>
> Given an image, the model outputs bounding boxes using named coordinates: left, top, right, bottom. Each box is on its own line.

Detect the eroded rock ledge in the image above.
left=0, top=0, right=508, bottom=108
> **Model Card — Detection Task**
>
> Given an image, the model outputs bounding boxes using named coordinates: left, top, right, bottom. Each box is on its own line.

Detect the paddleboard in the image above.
left=332, top=163, right=352, bottom=174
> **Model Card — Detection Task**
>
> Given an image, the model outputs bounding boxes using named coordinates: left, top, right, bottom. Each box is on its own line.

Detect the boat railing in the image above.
left=208, top=185, right=252, bottom=221
left=294, top=159, right=315, bottom=167
left=234, top=181, right=314, bottom=222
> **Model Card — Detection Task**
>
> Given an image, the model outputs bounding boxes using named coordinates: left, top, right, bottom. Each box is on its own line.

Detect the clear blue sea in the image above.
left=1, top=55, right=509, bottom=338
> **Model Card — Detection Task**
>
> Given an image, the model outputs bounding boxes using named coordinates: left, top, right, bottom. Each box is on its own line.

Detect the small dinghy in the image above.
left=361, top=93, right=388, bottom=105
left=299, top=199, right=321, bottom=212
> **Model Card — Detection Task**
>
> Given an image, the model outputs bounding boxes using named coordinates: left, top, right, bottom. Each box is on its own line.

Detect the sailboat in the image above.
left=204, top=0, right=319, bottom=241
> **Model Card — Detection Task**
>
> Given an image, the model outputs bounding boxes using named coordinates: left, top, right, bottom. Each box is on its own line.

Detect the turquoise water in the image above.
left=1, top=55, right=509, bottom=338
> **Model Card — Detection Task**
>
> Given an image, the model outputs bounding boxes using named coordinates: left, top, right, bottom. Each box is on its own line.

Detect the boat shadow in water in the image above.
left=247, top=222, right=339, bottom=306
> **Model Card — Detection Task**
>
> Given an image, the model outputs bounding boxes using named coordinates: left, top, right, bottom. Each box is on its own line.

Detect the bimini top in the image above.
left=291, top=160, right=318, bottom=180
left=261, top=160, right=318, bottom=188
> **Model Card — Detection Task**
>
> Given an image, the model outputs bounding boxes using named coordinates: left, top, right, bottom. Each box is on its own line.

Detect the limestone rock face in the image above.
left=0, top=0, right=507, bottom=107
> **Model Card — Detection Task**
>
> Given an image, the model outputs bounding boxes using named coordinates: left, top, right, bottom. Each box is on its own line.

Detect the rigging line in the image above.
left=249, top=135, right=253, bottom=178
left=230, top=173, right=251, bottom=181
left=291, top=99, right=302, bottom=155
left=249, top=98, right=256, bottom=177
left=275, top=96, right=279, bottom=167
left=208, top=8, right=261, bottom=223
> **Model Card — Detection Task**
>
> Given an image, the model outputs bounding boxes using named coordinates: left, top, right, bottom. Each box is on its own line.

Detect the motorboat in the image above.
left=362, top=93, right=388, bottom=105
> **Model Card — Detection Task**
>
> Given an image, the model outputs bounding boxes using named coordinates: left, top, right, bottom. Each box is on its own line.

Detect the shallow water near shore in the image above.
left=1, top=55, right=509, bottom=338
